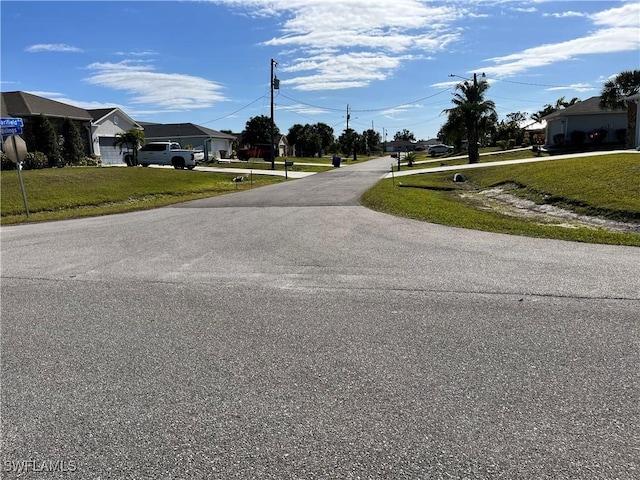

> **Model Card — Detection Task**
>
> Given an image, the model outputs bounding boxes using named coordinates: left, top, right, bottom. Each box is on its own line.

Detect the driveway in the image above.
left=1, top=156, right=638, bottom=479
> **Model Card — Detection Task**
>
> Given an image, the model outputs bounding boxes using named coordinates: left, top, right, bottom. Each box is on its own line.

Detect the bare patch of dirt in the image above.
left=460, top=186, right=640, bottom=234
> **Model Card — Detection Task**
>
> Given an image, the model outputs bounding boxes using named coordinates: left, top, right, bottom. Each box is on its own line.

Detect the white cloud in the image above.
left=543, top=11, right=586, bottom=19
left=214, top=0, right=463, bottom=90
left=546, top=83, right=595, bottom=93
left=83, top=60, right=227, bottom=110
left=277, top=103, right=330, bottom=115
left=114, top=50, right=159, bottom=57
left=479, top=2, right=640, bottom=77
left=25, top=43, right=83, bottom=53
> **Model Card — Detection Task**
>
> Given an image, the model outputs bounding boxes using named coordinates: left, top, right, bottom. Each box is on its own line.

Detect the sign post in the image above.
left=3, top=133, right=30, bottom=218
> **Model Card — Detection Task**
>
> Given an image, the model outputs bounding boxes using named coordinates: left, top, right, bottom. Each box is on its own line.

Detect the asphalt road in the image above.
left=1, top=157, right=638, bottom=479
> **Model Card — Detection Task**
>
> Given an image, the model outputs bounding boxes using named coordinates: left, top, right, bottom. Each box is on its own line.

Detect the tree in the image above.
left=242, top=115, right=280, bottom=146
left=393, top=129, right=415, bottom=142
left=599, top=70, right=640, bottom=148
left=438, top=108, right=466, bottom=152
left=29, top=114, right=61, bottom=167
left=338, top=128, right=361, bottom=158
left=361, top=129, right=381, bottom=154
left=531, top=97, right=580, bottom=122
left=287, top=122, right=334, bottom=157
left=492, top=111, right=527, bottom=147
left=115, top=128, right=145, bottom=166
left=444, top=74, right=496, bottom=163
left=61, top=117, right=86, bottom=166
left=314, top=122, right=335, bottom=156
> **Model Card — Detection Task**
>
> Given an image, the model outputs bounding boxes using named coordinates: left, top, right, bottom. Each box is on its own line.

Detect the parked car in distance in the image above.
left=427, top=144, right=453, bottom=156
left=135, top=142, right=204, bottom=169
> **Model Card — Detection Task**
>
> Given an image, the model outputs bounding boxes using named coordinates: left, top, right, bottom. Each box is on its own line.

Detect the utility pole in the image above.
left=270, top=58, right=278, bottom=170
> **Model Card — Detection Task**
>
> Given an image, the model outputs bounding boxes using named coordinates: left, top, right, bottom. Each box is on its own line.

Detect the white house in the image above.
left=542, top=96, right=627, bottom=149
left=88, top=108, right=143, bottom=166
left=624, top=92, right=640, bottom=150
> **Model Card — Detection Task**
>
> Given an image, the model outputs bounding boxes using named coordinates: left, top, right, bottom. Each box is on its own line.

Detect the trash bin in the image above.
left=332, top=155, right=341, bottom=167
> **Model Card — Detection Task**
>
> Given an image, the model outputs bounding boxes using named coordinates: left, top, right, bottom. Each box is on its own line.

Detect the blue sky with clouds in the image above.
left=1, top=0, right=638, bottom=140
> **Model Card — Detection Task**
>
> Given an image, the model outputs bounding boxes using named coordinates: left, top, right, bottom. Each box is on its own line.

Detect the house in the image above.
left=140, top=122, right=236, bottom=161
left=1, top=91, right=94, bottom=155
left=623, top=92, right=640, bottom=150
left=1, top=91, right=143, bottom=165
left=384, top=140, right=418, bottom=153
left=541, top=96, right=627, bottom=150
left=89, top=108, right=144, bottom=166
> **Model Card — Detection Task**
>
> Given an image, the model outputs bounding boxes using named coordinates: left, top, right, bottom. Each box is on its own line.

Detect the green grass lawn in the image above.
left=361, top=153, right=640, bottom=246
left=1, top=167, right=284, bottom=224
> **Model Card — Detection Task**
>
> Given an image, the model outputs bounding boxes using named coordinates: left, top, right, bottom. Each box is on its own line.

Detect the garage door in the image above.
left=99, top=137, right=126, bottom=166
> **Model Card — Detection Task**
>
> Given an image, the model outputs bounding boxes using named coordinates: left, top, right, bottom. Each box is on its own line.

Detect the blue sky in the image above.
left=1, top=0, right=639, bottom=141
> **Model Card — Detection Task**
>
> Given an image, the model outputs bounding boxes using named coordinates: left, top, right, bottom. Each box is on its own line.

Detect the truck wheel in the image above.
left=187, top=165, right=195, bottom=170
left=172, top=157, right=185, bottom=169
left=141, top=163, right=149, bottom=167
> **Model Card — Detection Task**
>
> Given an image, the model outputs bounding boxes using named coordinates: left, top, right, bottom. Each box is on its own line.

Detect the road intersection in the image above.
left=2, top=155, right=638, bottom=479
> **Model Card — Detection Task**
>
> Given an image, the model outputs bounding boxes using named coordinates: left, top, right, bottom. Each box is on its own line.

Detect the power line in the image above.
left=200, top=94, right=268, bottom=126
left=485, top=76, right=578, bottom=89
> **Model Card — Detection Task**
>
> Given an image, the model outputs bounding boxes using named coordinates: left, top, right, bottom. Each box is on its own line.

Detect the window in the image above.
left=140, top=143, right=167, bottom=152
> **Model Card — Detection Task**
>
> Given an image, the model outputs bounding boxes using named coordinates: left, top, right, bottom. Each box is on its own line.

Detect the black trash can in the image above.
left=332, top=155, right=341, bottom=167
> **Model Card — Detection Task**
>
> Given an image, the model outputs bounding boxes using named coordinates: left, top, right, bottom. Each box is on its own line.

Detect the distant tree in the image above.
left=531, top=97, right=580, bottom=122
left=444, top=75, right=496, bottom=163
left=115, top=128, right=145, bottom=166
left=393, top=129, right=415, bottom=142
left=243, top=115, right=280, bottom=146
left=361, top=129, right=381, bottom=154
left=338, top=128, right=362, bottom=158
left=600, top=70, right=640, bottom=148
left=315, top=122, right=335, bottom=155
left=29, top=114, right=61, bottom=167
left=492, top=111, right=527, bottom=147
left=287, top=124, right=305, bottom=156
left=61, top=117, right=86, bottom=166
left=438, top=108, right=466, bottom=151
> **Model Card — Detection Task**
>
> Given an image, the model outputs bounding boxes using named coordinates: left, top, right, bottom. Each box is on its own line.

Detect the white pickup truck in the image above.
left=134, top=142, right=204, bottom=169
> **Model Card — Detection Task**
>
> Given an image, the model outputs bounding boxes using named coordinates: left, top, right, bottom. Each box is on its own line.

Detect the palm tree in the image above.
left=445, top=75, right=496, bottom=163
left=114, top=129, right=145, bottom=166
left=600, top=70, right=640, bottom=148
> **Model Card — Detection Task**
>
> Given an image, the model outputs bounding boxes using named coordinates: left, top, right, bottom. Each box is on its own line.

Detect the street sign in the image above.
left=3, top=134, right=28, bottom=164
left=0, top=117, right=24, bottom=127
left=2, top=134, right=30, bottom=217
left=1, top=126, right=23, bottom=136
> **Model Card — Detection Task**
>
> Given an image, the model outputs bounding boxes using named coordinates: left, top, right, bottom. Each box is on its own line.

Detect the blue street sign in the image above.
left=1, top=126, right=23, bottom=136
left=0, top=117, right=24, bottom=128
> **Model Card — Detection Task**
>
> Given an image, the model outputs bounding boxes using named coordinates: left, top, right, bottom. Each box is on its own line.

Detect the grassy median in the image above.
left=361, top=153, right=640, bottom=246
left=1, top=167, right=284, bottom=225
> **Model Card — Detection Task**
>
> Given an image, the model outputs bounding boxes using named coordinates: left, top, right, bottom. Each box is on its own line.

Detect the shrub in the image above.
left=0, top=151, right=16, bottom=170
left=405, top=152, right=418, bottom=167
left=22, top=152, right=48, bottom=170
left=507, top=139, right=516, bottom=149
left=570, top=130, right=586, bottom=145
left=553, top=133, right=565, bottom=145
left=496, top=140, right=508, bottom=150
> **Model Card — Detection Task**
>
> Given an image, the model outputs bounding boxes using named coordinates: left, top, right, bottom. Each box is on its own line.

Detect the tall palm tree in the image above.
left=600, top=70, right=640, bottom=148
left=445, top=75, right=496, bottom=163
